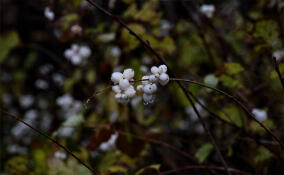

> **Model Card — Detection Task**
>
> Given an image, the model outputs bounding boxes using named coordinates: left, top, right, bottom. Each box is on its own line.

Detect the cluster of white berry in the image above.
left=111, top=65, right=169, bottom=105
left=111, top=69, right=136, bottom=104
left=64, top=44, right=91, bottom=65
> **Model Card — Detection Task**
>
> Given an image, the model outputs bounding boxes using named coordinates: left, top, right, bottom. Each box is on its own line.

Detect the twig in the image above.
left=86, top=1, right=231, bottom=174
left=117, top=130, right=196, bottom=162
left=170, top=78, right=283, bottom=148
left=159, top=165, right=251, bottom=175
left=272, top=56, right=284, bottom=93
left=0, top=109, right=100, bottom=175
left=84, top=85, right=112, bottom=108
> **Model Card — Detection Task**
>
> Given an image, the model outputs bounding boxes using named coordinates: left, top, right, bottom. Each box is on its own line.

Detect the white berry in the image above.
left=111, top=72, right=123, bottom=84
left=119, top=79, right=130, bottom=90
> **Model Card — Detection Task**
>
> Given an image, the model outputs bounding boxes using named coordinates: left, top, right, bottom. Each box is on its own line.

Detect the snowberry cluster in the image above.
left=137, top=65, right=169, bottom=104
left=111, top=69, right=136, bottom=104
left=111, top=65, right=169, bottom=104
left=64, top=44, right=91, bottom=65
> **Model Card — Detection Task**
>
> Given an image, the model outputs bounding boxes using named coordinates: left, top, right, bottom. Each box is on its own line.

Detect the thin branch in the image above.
left=272, top=56, right=284, bottom=93
left=117, top=130, right=196, bottom=162
left=84, top=85, right=112, bottom=108
left=86, top=1, right=231, bottom=174
left=159, top=165, right=251, bottom=175
left=170, top=78, right=283, bottom=148
left=0, top=109, right=100, bottom=175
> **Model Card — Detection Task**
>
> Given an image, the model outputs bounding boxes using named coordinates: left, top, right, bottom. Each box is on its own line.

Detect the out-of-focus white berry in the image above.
left=64, top=44, right=91, bottom=65
left=44, top=7, right=54, bottom=21
left=20, top=95, right=34, bottom=108
left=151, top=66, right=159, bottom=74
left=70, top=55, right=82, bottom=65
left=158, top=65, right=167, bottom=73
left=112, top=85, right=121, bottom=93
left=143, top=94, right=154, bottom=104
left=115, top=93, right=122, bottom=99
left=119, top=79, right=130, bottom=90
left=110, top=46, right=121, bottom=57
left=200, top=4, right=215, bottom=18
left=71, top=44, right=79, bottom=50
left=252, top=108, right=268, bottom=122
left=137, top=85, right=144, bottom=92
left=111, top=72, right=123, bottom=84
left=64, top=49, right=73, bottom=59
left=273, top=49, right=284, bottom=61
left=71, top=25, right=82, bottom=34
left=79, top=46, right=91, bottom=58
left=123, top=68, right=135, bottom=80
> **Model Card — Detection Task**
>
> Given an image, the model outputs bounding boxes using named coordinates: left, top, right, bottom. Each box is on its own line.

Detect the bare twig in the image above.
left=0, top=109, right=100, bottom=175
left=84, top=85, right=112, bottom=108
left=117, top=130, right=196, bottom=162
left=272, top=56, right=284, bottom=93
left=85, top=1, right=231, bottom=174
left=170, top=77, right=283, bottom=148
left=159, top=165, right=251, bottom=175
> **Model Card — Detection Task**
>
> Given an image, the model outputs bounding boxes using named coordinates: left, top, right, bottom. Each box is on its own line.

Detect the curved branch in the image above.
left=85, top=1, right=231, bottom=174
left=170, top=78, right=283, bottom=148
left=0, top=109, right=100, bottom=175
left=159, top=165, right=251, bottom=175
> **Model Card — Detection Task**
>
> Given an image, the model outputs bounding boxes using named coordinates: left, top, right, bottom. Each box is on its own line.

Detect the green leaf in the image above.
left=195, top=143, right=213, bottom=163
left=108, top=165, right=128, bottom=174
left=254, top=146, right=274, bottom=164
left=135, top=164, right=160, bottom=175
left=270, top=63, right=284, bottom=79
left=224, top=63, right=244, bottom=75
left=218, top=105, right=246, bottom=127
left=121, top=24, right=145, bottom=52
left=0, top=31, right=20, bottom=62
left=253, top=20, right=279, bottom=45
left=219, top=75, right=240, bottom=88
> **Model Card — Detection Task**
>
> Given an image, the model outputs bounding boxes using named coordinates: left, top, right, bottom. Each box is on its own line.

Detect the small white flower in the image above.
left=252, top=108, right=268, bottom=122
left=44, top=7, right=54, bottom=21
left=200, top=4, right=215, bottom=18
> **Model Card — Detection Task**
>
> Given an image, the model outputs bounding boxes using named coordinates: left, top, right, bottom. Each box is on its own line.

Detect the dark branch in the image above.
left=0, top=109, right=100, bottom=175
left=85, top=1, right=231, bottom=174
left=170, top=78, right=283, bottom=148
left=272, top=56, right=284, bottom=93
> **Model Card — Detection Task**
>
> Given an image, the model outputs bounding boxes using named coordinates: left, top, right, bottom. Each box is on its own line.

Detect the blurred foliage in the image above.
left=1, top=0, right=284, bottom=175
